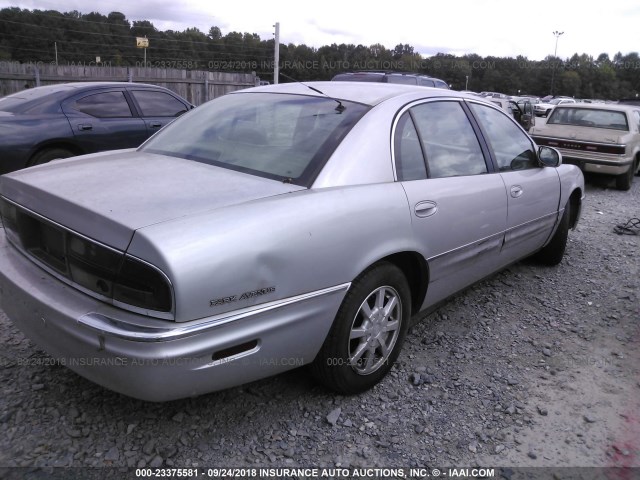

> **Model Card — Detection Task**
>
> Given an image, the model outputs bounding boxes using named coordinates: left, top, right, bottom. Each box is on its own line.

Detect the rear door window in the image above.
left=409, top=101, right=487, bottom=178
left=72, top=91, right=133, bottom=118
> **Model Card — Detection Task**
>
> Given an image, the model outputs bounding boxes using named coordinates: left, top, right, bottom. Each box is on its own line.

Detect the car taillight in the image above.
left=67, top=235, right=122, bottom=297
left=113, top=257, right=173, bottom=312
left=0, top=197, right=173, bottom=314
left=0, top=196, right=17, bottom=234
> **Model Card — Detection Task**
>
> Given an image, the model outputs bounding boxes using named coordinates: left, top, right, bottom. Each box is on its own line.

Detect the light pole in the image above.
left=550, top=30, right=564, bottom=95
left=273, top=22, right=280, bottom=85
left=465, top=75, right=469, bottom=90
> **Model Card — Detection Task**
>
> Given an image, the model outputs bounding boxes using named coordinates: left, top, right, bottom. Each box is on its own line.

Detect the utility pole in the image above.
left=273, top=22, right=280, bottom=84
left=54, top=42, right=58, bottom=65
left=550, top=31, right=564, bottom=95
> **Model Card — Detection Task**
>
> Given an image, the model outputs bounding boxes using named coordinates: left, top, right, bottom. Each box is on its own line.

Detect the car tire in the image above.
left=616, top=160, right=636, bottom=190
left=311, top=262, right=411, bottom=394
left=28, top=147, right=74, bottom=167
left=534, top=201, right=570, bottom=266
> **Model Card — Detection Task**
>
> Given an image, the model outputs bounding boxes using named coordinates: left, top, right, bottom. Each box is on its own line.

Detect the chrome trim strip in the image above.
left=503, top=210, right=560, bottom=235
left=78, top=283, right=351, bottom=342
left=426, top=230, right=505, bottom=262
left=425, top=210, right=559, bottom=263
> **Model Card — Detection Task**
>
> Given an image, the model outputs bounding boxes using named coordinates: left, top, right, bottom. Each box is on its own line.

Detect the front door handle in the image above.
left=78, top=124, right=93, bottom=131
left=510, top=186, right=523, bottom=198
left=414, top=200, right=438, bottom=218
left=149, top=122, right=162, bottom=128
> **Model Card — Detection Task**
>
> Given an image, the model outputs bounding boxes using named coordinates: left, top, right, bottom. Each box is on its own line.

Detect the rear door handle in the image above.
left=149, top=122, right=162, bottom=128
left=78, top=124, right=93, bottom=131
left=414, top=200, right=438, bottom=218
left=510, top=186, right=523, bottom=198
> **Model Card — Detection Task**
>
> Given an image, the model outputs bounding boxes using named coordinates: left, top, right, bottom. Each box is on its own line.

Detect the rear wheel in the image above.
left=28, top=147, right=74, bottom=167
left=616, top=160, right=636, bottom=190
left=311, top=262, right=411, bottom=394
left=534, top=201, right=570, bottom=266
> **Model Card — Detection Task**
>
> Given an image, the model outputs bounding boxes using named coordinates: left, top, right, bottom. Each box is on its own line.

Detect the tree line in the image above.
left=1, top=7, right=638, bottom=99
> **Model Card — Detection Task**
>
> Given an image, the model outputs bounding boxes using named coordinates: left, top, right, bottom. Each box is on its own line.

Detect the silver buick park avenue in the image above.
left=0, top=82, right=585, bottom=401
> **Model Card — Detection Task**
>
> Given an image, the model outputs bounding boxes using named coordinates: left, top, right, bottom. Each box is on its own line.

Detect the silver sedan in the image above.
left=0, top=82, right=585, bottom=401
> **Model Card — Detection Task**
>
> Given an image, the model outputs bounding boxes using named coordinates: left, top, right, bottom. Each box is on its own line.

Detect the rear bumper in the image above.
left=0, top=230, right=347, bottom=401
left=561, top=152, right=632, bottom=176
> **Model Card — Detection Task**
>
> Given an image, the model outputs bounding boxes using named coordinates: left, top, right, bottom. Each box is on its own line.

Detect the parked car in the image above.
left=534, top=97, right=576, bottom=117
left=487, top=98, right=536, bottom=131
left=332, top=71, right=450, bottom=89
left=618, top=98, right=640, bottom=106
left=478, top=91, right=510, bottom=99
left=0, top=82, right=584, bottom=401
left=0, top=82, right=194, bottom=175
left=530, top=103, right=640, bottom=190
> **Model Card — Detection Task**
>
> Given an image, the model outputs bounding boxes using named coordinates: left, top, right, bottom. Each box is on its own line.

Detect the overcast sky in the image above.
left=2, top=0, right=639, bottom=60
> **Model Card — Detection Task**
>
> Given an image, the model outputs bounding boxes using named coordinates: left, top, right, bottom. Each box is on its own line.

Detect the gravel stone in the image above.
left=104, top=446, right=119, bottom=462
left=142, top=439, right=156, bottom=456
left=326, top=407, right=341, bottom=426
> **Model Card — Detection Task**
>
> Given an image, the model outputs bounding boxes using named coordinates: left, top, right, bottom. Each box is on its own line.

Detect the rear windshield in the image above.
left=548, top=107, right=629, bottom=131
left=332, top=74, right=383, bottom=82
left=0, top=85, right=71, bottom=113
left=141, top=92, right=369, bottom=186
left=386, top=76, right=418, bottom=85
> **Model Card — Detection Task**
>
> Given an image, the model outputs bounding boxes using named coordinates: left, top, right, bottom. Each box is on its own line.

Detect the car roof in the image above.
left=0, top=82, right=185, bottom=114
left=2, top=81, right=172, bottom=101
left=554, top=102, right=636, bottom=112
left=235, top=81, right=465, bottom=107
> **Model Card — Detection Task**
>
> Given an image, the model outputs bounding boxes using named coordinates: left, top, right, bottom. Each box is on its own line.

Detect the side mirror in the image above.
left=538, top=145, right=562, bottom=167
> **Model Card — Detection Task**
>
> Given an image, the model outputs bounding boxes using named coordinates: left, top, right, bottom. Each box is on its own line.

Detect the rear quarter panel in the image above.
left=0, top=115, right=75, bottom=173
left=127, top=183, right=418, bottom=322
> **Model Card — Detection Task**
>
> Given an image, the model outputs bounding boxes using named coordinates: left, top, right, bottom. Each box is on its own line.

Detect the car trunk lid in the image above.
left=0, top=150, right=305, bottom=251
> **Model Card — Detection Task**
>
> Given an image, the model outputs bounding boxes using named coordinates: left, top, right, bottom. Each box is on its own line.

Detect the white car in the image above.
left=534, top=97, right=576, bottom=117
left=531, top=103, right=640, bottom=190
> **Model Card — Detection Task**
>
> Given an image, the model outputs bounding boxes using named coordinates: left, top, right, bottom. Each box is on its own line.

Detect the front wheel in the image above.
left=311, top=262, right=411, bottom=394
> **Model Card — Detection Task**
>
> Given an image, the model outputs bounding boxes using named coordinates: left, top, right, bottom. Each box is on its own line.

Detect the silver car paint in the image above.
left=0, top=83, right=586, bottom=400
left=126, top=182, right=415, bottom=321
left=0, top=150, right=304, bottom=251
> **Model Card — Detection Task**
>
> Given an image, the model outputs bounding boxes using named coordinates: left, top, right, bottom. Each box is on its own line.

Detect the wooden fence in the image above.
left=0, top=62, right=259, bottom=105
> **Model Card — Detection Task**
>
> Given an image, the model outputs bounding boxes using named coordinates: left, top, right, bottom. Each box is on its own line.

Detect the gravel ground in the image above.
left=0, top=174, right=638, bottom=477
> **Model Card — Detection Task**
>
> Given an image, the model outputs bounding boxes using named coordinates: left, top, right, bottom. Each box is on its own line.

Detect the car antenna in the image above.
left=279, top=73, right=345, bottom=112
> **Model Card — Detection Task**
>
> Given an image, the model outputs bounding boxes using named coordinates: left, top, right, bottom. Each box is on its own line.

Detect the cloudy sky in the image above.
left=2, top=0, right=639, bottom=60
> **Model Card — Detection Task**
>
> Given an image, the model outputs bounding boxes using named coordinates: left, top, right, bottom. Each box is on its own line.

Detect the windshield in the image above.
left=547, top=107, right=629, bottom=131
left=141, top=92, right=368, bottom=186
